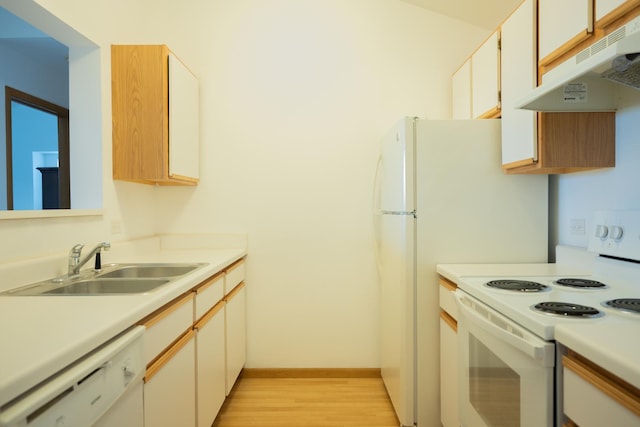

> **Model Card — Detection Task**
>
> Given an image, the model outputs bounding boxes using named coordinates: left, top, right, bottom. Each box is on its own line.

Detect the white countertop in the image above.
left=436, top=253, right=640, bottom=390
left=555, top=320, right=640, bottom=389
left=0, top=237, right=245, bottom=408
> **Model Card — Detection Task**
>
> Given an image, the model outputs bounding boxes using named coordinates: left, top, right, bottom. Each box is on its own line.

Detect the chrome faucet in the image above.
left=68, top=242, right=111, bottom=276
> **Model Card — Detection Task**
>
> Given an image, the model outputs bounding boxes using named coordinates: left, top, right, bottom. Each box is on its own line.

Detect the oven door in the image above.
left=455, top=290, right=555, bottom=427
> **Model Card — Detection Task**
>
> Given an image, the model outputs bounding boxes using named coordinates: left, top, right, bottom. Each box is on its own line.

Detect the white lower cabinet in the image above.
left=138, top=258, right=246, bottom=427
left=195, top=302, right=226, bottom=427
left=439, top=277, right=459, bottom=427
left=225, top=283, right=246, bottom=395
left=144, top=331, right=197, bottom=427
left=563, top=351, right=640, bottom=426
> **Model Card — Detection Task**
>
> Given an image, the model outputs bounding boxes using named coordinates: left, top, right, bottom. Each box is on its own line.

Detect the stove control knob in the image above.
left=610, top=225, right=624, bottom=240
left=595, top=224, right=608, bottom=238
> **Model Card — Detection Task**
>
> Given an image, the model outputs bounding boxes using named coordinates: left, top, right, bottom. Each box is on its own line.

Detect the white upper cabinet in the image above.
left=471, top=31, right=501, bottom=119
left=597, top=0, right=627, bottom=17
left=168, top=53, right=200, bottom=182
left=501, top=0, right=538, bottom=167
left=452, top=59, right=472, bottom=119
left=538, top=0, right=593, bottom=65
left=596, top=0, right=640, bottom=24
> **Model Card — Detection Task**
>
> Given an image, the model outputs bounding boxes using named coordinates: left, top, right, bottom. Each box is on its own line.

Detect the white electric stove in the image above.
left=451, top=210, right=640, bottom=427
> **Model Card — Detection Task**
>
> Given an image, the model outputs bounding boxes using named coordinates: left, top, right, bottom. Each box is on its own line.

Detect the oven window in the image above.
left=469, top=334, right=520, bottom=427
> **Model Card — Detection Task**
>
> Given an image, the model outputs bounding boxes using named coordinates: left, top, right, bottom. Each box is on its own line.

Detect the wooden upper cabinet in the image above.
left=111, top=45, right=200, bottom=185
left=472, top=31, right=501, bottom=119
left=538, top=0, right=594, bottom=72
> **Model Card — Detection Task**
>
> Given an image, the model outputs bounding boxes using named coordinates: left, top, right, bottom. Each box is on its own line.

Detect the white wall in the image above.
left=153, top=0, right=488, bottom=367
left=0, top=0, right=488, bottom=368
left=552, top=87, right=640, bottom=250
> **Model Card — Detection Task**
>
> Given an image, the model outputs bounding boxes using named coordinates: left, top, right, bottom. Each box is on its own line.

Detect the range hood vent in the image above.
left=517, top=16, right=640, bottom=112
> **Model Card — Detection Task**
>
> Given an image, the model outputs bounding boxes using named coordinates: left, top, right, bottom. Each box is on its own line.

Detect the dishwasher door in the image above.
left=0, top=326, right=145, bottom=427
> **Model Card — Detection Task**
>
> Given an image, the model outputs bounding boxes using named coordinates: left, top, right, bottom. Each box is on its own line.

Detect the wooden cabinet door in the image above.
left=500, top=0, right=538, bottom=167
left=472, top=31, right=500, bottom=119
left=538, top=0, right=593, bottom=66
left=144, top=331, right=196, bottom=427
left=452, top=59, right=472, bottom=119
left=225, top=283, right=246, bottom=395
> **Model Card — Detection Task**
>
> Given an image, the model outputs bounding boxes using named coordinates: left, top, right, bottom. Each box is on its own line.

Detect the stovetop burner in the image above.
left=555, top=278, right=607, bottom=289
left=486, top=280, right=548, bottom=292
left=603, top=298, right=640, bottom=314
left=534, top=301, right=601, bottom=317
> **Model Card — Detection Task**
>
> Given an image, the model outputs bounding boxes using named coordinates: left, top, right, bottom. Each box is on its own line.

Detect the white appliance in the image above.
left=373, top=117, right=548, bottom=427
left=0, top=326, right=145, bottom=427
left=454, top=210, right=640, bottom=427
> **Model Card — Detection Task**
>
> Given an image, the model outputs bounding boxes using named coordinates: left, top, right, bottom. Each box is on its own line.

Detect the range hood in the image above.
left=517, top=16, right=640, bottom=112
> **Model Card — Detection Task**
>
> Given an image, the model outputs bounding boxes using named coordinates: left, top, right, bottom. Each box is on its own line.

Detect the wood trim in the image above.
left=539, top=29, right=592, bottom=69
left=476, top=106, right=501, bottom=119
left=440, top=310, right=457, bottom=332
left=596, top=0, right=640, bottom=28
left=138, top=291, right=194, bottom=329
left=439, top=277, right=458, bottom=292
left=226, top=257, right=245, bottom=273
left=144, top=328, right=195, bottom=383
left=563, top=352, right=640, bottom=416
left=167, top=173, right=199, bottom=185
left=225, top=281, right=246, bottom=301
left=564, top=419, right=579, bottom=427
left=194, top=271, right=224, bottom=294
left=502, top=157, right=536, bottom=171
left=240, top=368, right=382, bottom=379
left=194, top=300, right=225, bottom=329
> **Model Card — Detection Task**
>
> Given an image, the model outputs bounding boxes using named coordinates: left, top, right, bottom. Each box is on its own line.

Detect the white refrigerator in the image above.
left=374, top=117, right=548, bottom=427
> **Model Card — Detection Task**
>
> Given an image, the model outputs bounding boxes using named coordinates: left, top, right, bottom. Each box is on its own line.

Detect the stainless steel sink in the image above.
left=1, top=263, right=207, bottom=296
left=98, top=264, right=201, bottom=279
left=42, top=279, right=170, bottom=295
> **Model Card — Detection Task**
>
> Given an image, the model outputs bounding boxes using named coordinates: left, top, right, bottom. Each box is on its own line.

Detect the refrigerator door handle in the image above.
left=373, top=155, right=383, bottom=278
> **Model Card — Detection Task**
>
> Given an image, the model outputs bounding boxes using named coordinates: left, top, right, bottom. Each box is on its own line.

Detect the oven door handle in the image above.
left=455, top=291, right=555, bottom=367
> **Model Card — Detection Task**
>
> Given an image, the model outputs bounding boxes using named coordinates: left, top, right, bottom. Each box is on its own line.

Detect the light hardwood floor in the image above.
left=212, top=370, right=400, bottom=427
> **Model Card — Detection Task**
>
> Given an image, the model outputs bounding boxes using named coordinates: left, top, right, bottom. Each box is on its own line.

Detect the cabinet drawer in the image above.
left=225, top=259, right=245, bottom=294
left=563, top=354, right=640, bottom=426
left=144, top=330, right=196, bottom=427
left=194, top=272, right=224, bottom=321
left=139, top=292, right=194, bottom=365
left=439, top=277, right=458, bottom=320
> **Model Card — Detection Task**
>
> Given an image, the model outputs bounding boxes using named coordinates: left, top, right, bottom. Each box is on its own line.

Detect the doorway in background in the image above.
left=5, top=86, right=70, bottom=210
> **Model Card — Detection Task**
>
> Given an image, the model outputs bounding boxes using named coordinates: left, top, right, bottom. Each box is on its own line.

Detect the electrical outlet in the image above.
left=570, top=218, right=585, bottom=235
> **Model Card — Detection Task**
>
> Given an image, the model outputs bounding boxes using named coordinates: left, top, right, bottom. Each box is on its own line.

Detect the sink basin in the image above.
left=98, top=264, right=202, bottom=279
left=42, top=279, right=170, bottom=295
left=1, top=263, right=207, bottom=296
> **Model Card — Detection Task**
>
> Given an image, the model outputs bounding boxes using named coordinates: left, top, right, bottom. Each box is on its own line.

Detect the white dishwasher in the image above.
left=0, top=326, right=145, bottom=427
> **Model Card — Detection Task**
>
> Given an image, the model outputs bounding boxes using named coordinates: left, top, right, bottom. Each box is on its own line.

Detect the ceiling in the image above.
left=0, top=1, right=520, bottom=70
left=0, top=7, right=67, bottom=65
left=400, top=0, right=522, bottom=30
